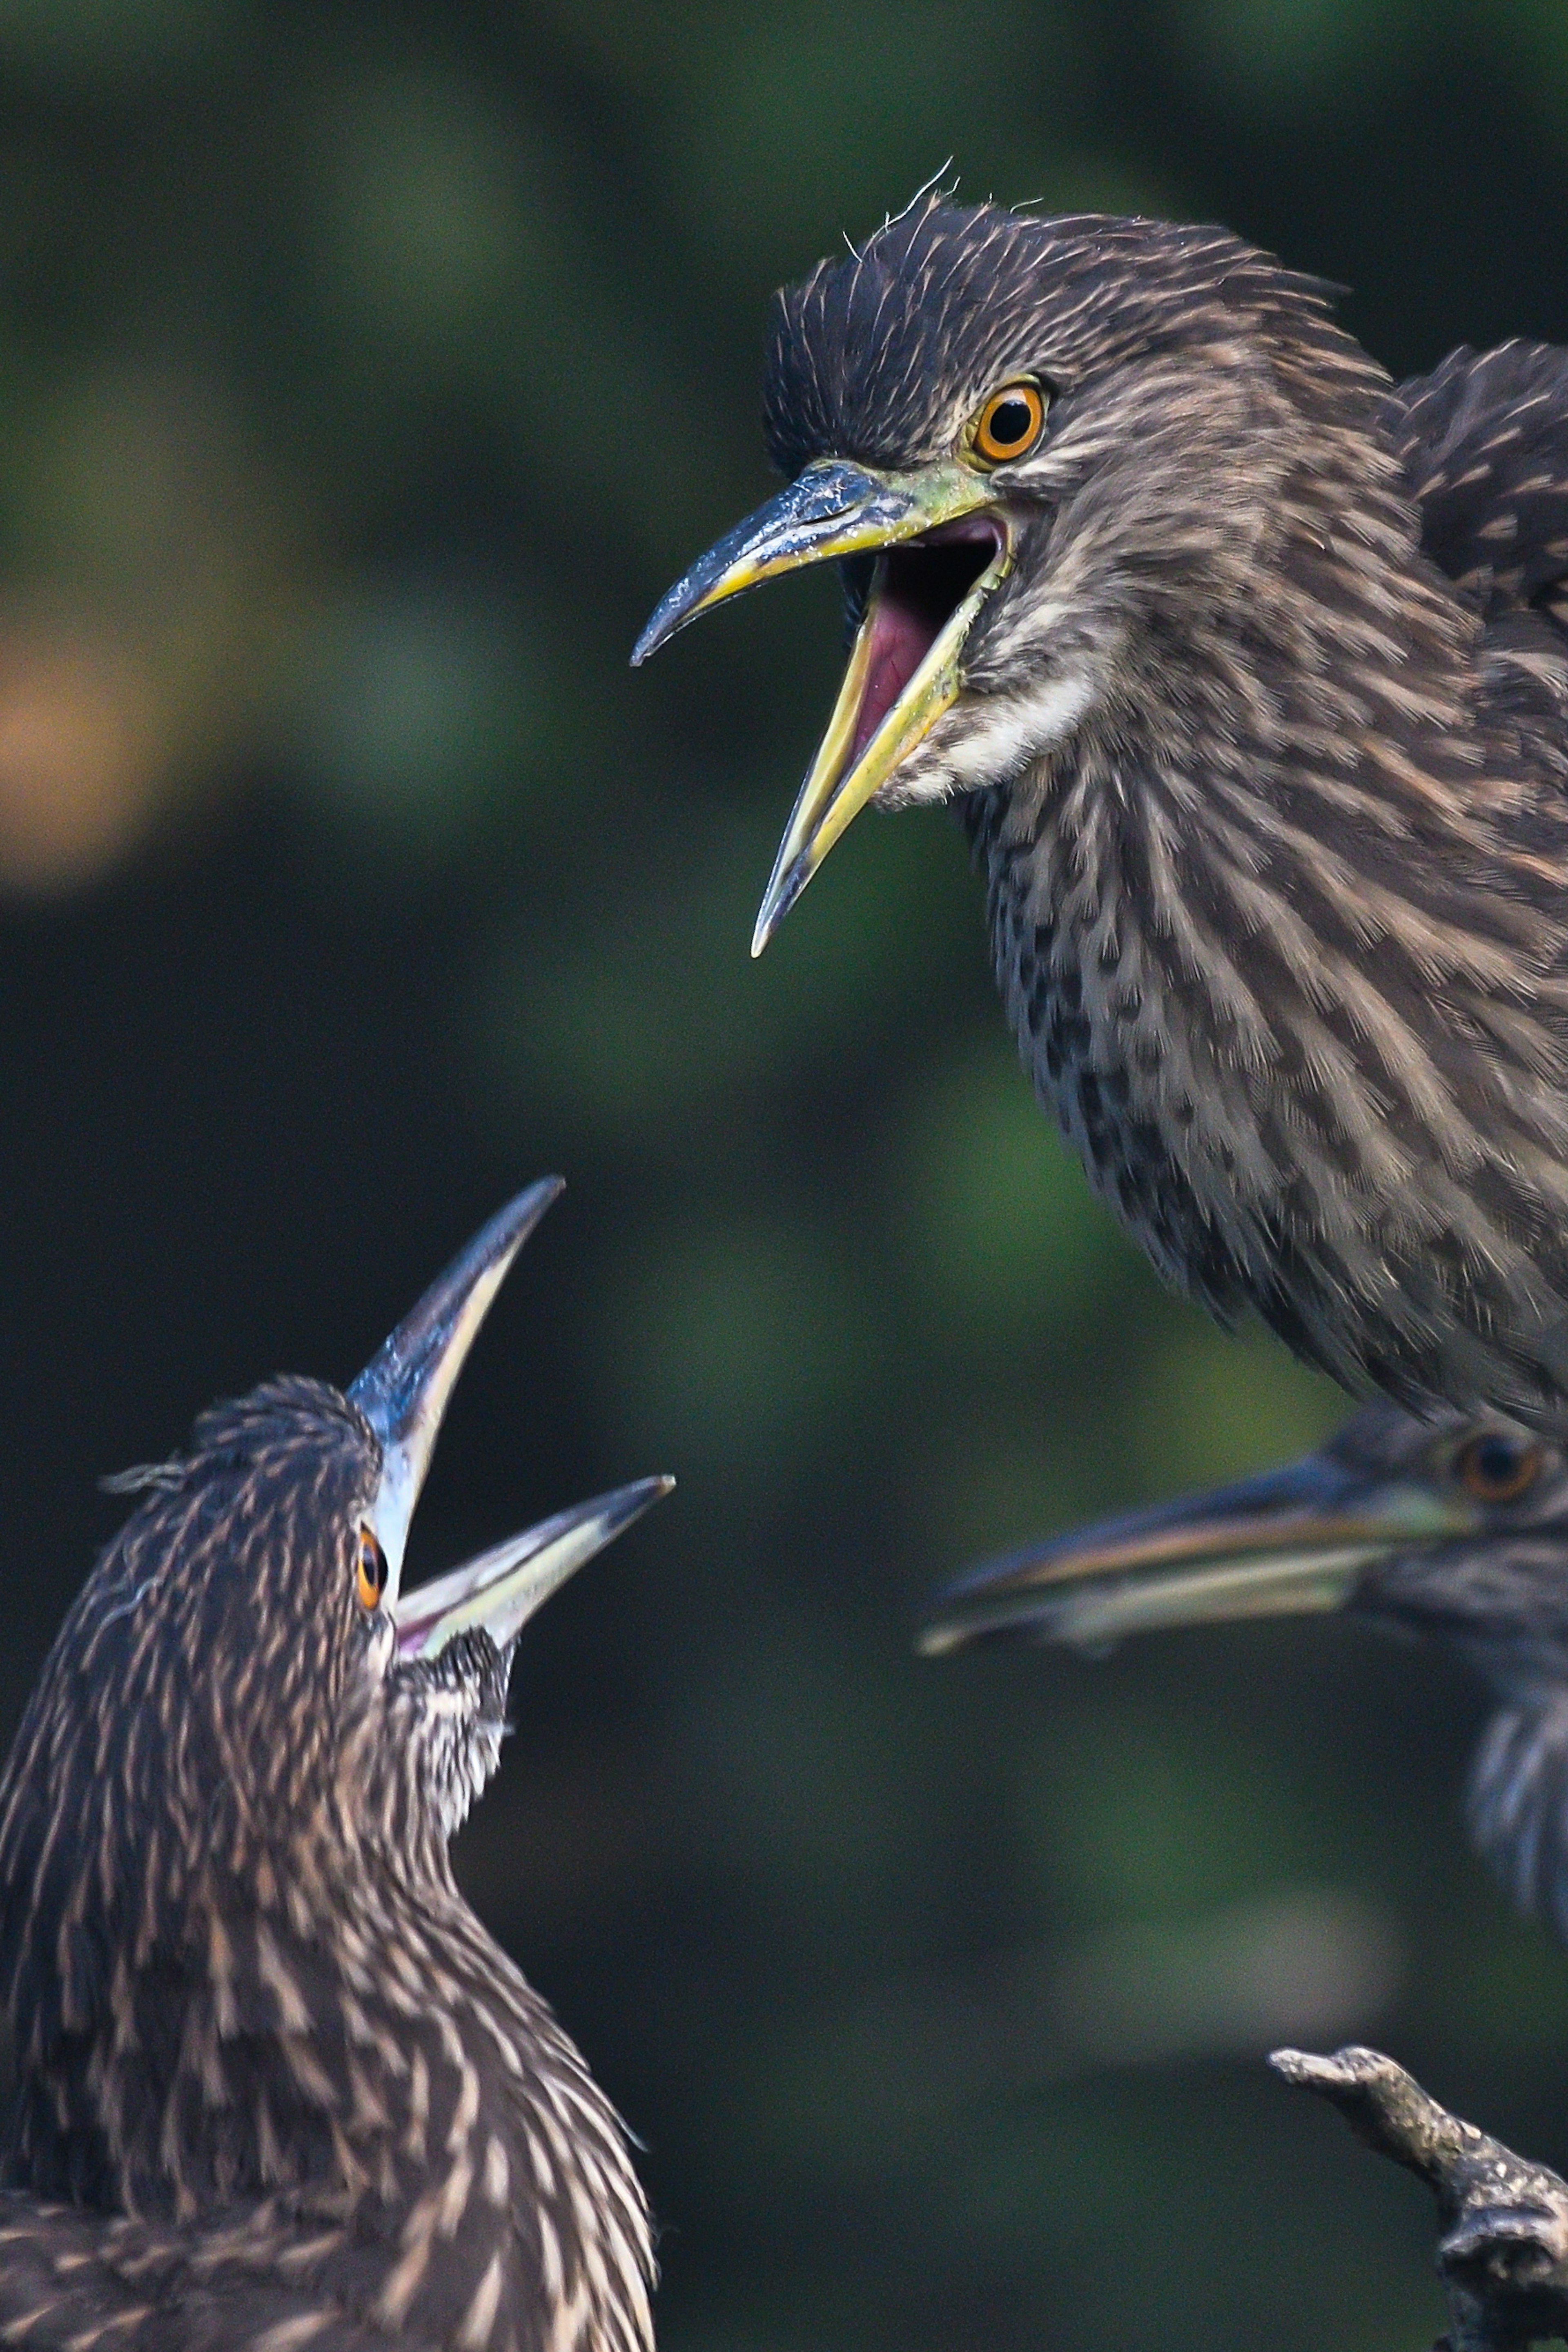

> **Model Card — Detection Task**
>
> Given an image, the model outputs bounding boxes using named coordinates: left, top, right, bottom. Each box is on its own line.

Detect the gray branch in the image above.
left=1272, top=2044, right=1568, bottom=2351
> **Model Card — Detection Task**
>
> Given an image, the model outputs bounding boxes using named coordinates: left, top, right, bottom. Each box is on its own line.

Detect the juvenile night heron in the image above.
left=0, top=1180, right=670, bottom=2351
left=636, top=195, right=1568, bottom=1432
left=921, top=1403, right=1568, bottom=1944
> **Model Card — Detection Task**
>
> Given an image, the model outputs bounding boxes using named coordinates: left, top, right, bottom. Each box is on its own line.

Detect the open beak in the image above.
left=349, top=1180, right=674, bottom=1643
left=918, top=1449, right=1474, bottom=1658
left=394, top=1476, right=674, bottom=1661
left=632, top=457, right=1010, bottom=953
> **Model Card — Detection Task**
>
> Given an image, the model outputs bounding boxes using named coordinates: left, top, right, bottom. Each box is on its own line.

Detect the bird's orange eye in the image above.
left=971, top=381, right=1047, bottom=466
left=356, top=1525, right=388, bottom=1610
left=1455, top=1432, right=1542, bottom=1503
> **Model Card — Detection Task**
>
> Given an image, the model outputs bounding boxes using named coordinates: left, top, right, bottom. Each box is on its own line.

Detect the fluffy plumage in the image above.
left=0, top=1375, right=654, bottom=2350
left=760, top=198, right=1568, bottom=1429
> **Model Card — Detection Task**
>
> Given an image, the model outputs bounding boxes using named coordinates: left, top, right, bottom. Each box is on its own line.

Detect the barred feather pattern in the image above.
left=765, top=196, right=1568, bottom=1429
left=0, top=1384, right=654, bottom=2352
left=967, top=323, right=1568, bottom=1424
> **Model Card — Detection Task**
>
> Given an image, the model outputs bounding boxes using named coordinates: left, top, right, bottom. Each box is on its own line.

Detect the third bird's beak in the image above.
left=349, top=1180, right=673, bottom=1655
left=918, top=1447, right=1475, bottom=1658
left=632, top=457, right=1009, bottom=952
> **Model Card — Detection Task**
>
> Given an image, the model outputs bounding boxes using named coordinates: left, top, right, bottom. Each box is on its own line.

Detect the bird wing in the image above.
left=1389, top=341, right=1568, bottom=628
left=0, top=2193, right=441, bottom=2351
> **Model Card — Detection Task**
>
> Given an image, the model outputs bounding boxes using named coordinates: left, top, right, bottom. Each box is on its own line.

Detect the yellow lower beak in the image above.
left=632, top=455, right=1008, bottom=952
left=751, top=529, right=1009, bottom=954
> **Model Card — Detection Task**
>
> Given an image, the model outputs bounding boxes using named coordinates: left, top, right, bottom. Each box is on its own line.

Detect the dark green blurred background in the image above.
left=2, top=2, right=1568, bottom=2345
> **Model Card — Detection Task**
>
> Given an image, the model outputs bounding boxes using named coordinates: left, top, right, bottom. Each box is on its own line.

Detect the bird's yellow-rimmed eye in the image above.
left=356, top=1525, right=388, bottom=1610
left=970, top=380, right=1047, bottom=467
left=1454, top=1431, right=1542, bottom=1503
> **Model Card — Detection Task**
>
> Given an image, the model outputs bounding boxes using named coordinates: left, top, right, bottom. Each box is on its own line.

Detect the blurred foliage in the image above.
left=1, top=4, right=1568, bottom=2350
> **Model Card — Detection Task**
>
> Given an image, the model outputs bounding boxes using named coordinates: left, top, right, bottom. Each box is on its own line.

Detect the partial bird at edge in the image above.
left=0, top=1182, right=673, bottom=2352
left=921, top=1396, right=1568, bottom=1946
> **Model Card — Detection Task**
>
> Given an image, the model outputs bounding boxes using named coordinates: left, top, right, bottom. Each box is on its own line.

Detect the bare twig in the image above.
left=1272, top=2044, right=1568, bottom=2352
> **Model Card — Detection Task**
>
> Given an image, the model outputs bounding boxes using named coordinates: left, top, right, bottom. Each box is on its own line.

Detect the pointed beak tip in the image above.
left=394, top=1469, right=676, bottom=1663
left=467, top=1175, right=567, bottom=1286
left=752, top=857, right=808, bottom=958
left=350, top=1173, right=570, bottom=1503
left=631, top=582, right=704, bottom=669
left=513, top=1171, right=567, bottom=1226
left=914, top=1623, right=960, bottom=1658
left=474, top=1173, right=568, bottom=1290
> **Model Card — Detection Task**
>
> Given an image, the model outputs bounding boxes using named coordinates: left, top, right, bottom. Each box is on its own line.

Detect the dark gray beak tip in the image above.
left=630, top=599, right=679, bottom=667
left=348, top=1176, right=566, bottom=1453
left=478, top=1174, right=567, bottom=1265
left=606, top=1472, right=679, bottom=1529
left=630, top=532, right=746, bottom=666
left=606, top=1472, right=677, bottom=1543
left=632, top=463, right=884, bottom=670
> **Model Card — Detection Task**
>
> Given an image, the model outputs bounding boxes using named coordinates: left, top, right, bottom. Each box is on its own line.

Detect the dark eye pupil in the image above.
left=989, top=399, right=1032, bottom=448
left=1476, top=1438, right=1520, bottom=1486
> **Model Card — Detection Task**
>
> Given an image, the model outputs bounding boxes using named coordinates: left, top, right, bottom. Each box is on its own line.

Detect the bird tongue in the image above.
left=851, top=590, right=937, bottom=764
left=849, top=523, right=1002, bottom=766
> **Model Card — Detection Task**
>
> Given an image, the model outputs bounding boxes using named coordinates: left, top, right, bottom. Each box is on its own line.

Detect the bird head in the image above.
left=634, top=194, right=1397, bottom=950
left=0, top=1183, right=672, bottom=2111
left=918, top=1398, right=1568, bottom=1699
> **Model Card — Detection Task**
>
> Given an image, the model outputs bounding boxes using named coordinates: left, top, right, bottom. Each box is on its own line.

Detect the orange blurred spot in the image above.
left=0, top=634, right=166, bottom=893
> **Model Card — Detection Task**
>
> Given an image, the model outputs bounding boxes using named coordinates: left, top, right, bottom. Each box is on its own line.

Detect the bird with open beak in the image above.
left=0, top=1180, right=670, bottom=2352
left=922, top=1401, right=1568, bottom=1944
left=636, top=192, right=1568, bottom=1435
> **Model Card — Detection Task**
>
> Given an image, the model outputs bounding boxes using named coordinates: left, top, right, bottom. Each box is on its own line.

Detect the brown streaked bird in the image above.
left=0, top=1179, right=671, bottom=2352
left=636, top=193, right=1568, bottom=1432
left=921, top=1401, right=1568, bottom=1943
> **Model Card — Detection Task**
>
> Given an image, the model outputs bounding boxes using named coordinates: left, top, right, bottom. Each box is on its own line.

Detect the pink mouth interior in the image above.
left=848, top=519, right=1002, bottom=765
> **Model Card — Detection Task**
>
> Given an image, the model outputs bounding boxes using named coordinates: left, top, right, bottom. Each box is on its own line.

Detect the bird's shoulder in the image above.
left=0, top=1929, right=651, bottom=2352
left=0, top=2191, right=438, bottom=2350
left=1386, top=340, right=1568, bottom=626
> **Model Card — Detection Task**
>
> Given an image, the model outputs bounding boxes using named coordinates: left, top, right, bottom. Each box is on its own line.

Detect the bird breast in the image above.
left=966, top=664, right=1568, bottom=1427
